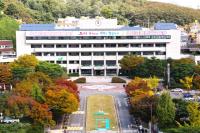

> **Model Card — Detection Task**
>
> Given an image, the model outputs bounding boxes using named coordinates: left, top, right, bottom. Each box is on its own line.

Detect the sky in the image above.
left=148, top=0, right=200, bottom=9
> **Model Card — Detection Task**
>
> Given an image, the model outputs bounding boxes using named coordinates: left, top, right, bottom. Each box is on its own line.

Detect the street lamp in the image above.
left=167, top=63, right=170, bottom=89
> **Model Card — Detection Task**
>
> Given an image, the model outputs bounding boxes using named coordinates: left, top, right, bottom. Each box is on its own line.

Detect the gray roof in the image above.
left=154, top=23, right=177, bottom=30
left=19, top=24, right=143, bottom=31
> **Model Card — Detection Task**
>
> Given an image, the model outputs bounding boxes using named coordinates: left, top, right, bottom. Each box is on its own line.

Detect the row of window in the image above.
left=31, top=43, right=166, bottom=48
left=26, top=35, right=171, bottom=40
left=33, top=51, right=166, bottom=57
left=0, top=45, right=13, bottom=49
left=47, top=60, right=117, bottom=65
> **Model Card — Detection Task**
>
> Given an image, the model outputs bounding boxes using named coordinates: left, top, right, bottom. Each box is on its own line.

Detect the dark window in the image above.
left=155, top=51, right=166, bottom=55
left=106, top=52, right=116, bottom=56
left=118, top=44, right=129, bottom=47
left=81, top=61, right=91, bottom=66
left=31, top=44, right=41, bottom=48
left=81, top=44, right=92, bottom=48
left=56, top=44, right=67, bottom=48
left=43, top=44, right=54, bottom=48
left=81, top=52, right=91, bottom=56
left=56, top=52, right=67, bottom=56
left=33, top=52, right=42, bottom=56
left=106, top=44, right=116, bottom=48
left=143, top=51, right=154, bottom=55
left=131, top=44, right=141, bottom=47
left=69, top=60, right=79, bottom=64
left=94, top=52, right=104, bottom=56
left=69, top=52, right=79, bottom=56
left=143, top=44, right=154, bottom=47
left=118, top=52, right=129, bottom=56
left=69, top=44, right=79, bottom=48
left=106, top=60, right=116, bottom=66
left=94, top=44, right=104, bottom=48
left=155, top=43, right=166, bottom=47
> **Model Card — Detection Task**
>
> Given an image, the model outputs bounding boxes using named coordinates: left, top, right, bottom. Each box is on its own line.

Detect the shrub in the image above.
left=111, top=77, right=126, bottom=83
left=68, top=73, right=79, bottom=77
left=74, top=77, right=86, bottom=83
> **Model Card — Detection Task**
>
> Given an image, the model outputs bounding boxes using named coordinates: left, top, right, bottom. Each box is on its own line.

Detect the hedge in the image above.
left=74, top=77, right=86, bottom=83
left=111, top=77, right=126, bottom=83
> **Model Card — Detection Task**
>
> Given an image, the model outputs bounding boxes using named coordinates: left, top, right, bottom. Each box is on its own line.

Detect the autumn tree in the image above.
left=180, top=76, right=193, bottom=91
left=156, top=92, right=175, bottom=128
left=0, top=64, right=12, bottom=84
left=126, top=77, right=154, bottom=98
left=45, top=86, right=79, bottom=114
left=10, top=54, right=39, bottom=69
left=13, top=80, right=33, bottom=97
left=55, top=78, right=79, bottom=100
left=193, top=76, right=200, bottom=90
left=26, top=72, right=53, bottom=92
left=6, top=96, right=53, bottom=126
left=126, top=77, right=157, bottom=122
left=145, top=76, right=159, bottom=90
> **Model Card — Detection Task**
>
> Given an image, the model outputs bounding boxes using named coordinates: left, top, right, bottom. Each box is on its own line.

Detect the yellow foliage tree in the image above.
left=146, top=76, right=159, bottom=90
left=45, top=88, right=79, bottom=114
left=180, top=76, right=193, bottom=90
left=10, top=54, right=39, bottom=69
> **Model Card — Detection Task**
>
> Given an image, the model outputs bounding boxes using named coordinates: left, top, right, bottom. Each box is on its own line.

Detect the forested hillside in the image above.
left=1, top=0, right=200, bottom=26
left=1, top=0, right=200, bottom=46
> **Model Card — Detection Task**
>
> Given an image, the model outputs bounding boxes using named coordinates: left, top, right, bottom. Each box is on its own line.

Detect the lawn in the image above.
left=86, top=94, right=118, bottom=131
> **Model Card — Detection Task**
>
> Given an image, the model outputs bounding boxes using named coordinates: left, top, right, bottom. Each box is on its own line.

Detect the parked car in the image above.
left=183, top=93, right=193, bottom=98
left=3, top=117, right=19, bottom=123
left=170, top=88, right=183, bottom=93
left=184, top=97, right=195, bottom=101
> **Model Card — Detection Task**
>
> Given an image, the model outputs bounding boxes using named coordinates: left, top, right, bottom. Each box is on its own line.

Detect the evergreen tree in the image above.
left=156, top=92, right=175, bottom=128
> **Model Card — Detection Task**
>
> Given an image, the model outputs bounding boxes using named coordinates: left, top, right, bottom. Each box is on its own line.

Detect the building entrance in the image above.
left=94, top=70, right=104, bottom=76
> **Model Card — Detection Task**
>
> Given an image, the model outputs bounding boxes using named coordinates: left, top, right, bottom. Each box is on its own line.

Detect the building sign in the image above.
left=26, top=30, right=168, bottom=37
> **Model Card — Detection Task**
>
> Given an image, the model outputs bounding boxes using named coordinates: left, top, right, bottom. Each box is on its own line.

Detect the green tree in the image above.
left=170, top=58, right=195, bottom=87
left=156, top=92, right=175, bottom=128
left=187, top=102, right=200, bottom=127
left=173, top=99, right=189, bottom=123
left=119, top=55, right=144, bottom=76
left=31, top=84, right=45, bottom=103
left=136, top=57, right=166, bottom=78
left=0, top=0, right=4, bottom=11
left=11, top=67, right=32, bottom=82
left=5, top=4, right=18, bottom=16
left=36, top=61, right=64, bottom=79
left=0, top=17, right=19, bottom=47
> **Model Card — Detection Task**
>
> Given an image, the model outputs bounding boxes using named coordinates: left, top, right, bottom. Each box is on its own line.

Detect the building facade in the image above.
left=0, top=40, right=15, bottom=57
left=16, top=17, right=181, bottom=76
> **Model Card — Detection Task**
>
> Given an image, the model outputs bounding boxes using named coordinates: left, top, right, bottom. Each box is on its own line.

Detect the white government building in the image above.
left=16, top=17, right=181, bottom=76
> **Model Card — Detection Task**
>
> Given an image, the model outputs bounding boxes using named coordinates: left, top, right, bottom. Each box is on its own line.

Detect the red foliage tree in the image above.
left=6, top=95, right=53, bottom=125
left=55, top=78, right=79, bottom=100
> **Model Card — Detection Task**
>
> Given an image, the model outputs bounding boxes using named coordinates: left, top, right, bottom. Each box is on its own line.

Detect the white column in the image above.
left=66, top=52, right=69, bottom=73
left=104, top=52, right=106, bottom=76
left=79, top=50, right=81, bottom=76
left=116, top=52, right=119, bottom=76
left=91, top=52, right=94, bottom=76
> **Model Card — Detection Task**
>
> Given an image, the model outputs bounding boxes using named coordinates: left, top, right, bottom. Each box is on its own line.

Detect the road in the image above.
left=65, top=83, right=138, bottom=133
